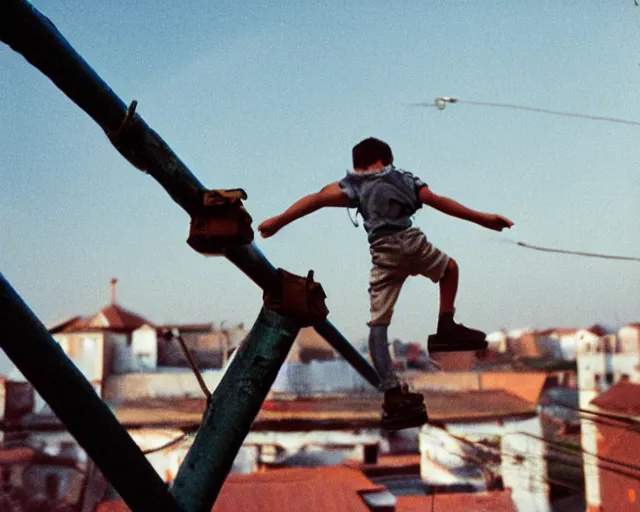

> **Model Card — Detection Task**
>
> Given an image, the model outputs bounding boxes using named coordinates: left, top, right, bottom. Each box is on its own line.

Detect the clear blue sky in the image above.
left=1, top=1, right=639, bottom=347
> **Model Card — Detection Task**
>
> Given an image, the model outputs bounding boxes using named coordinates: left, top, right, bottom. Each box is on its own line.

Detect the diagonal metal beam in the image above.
left=0, top=0, right=380, bottom=389
left=170, top=307, right=302, bottom=511
left=0, top=273, right=182, bottom=512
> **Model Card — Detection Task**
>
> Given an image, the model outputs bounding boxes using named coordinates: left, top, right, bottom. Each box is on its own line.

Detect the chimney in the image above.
left=110, top=278, right=118, bottom=304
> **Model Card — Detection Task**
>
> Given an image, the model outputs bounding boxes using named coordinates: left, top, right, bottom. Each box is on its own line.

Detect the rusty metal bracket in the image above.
left=107, top=100, right=148, bottom=172
left=186, top=188, right=254, bottom=255
left=263, top=268, right=329, bottom=326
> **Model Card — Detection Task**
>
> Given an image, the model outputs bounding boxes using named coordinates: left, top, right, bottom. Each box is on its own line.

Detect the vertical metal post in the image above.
left=0, top=273, right=182, bottom=512
left=170, top=307, right=301, bottom=511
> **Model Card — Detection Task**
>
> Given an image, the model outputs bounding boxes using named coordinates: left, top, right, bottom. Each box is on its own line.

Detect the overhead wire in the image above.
left=548, top=400, right=640, bottom=432
left=410, top=97, right=640, bottom=264
left=426, top=428, right=581, bottom=494
left=142, top=432, right=191, bottom=455
left=409, top=97, right=640, bottom=127
left=511, top=241, right=640, bottom=263
left=439, top=427, right=640, bottom=484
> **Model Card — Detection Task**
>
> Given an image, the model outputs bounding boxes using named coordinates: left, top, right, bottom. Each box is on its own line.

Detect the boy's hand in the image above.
left=480, top=214, right=514, bottom=231
left=258, top=216, right=283, bottom=238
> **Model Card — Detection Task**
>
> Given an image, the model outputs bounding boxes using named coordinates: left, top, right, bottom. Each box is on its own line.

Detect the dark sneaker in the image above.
left=383, top=384, right=424, bottom=410
left=381, top=404, right=428, bottom=430
left=380, top=384, right=428, bottom=430
left=438, top=319, right=485, bottom=341
left=428, top=333, right=488, bottom=353
left=428, top=315, right=488, bottom=352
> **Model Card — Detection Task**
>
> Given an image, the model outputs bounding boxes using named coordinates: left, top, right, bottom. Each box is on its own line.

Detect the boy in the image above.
left=258, top=137, right=513, bottom=429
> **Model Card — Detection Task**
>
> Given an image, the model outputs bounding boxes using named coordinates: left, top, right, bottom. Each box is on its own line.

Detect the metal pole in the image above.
left=0, top=0, right=380, bottom=389
left=170, top=307, right=301, bottom=512
left=314, top=320, right=379, bottom=387
left=0, top=273, right=182, bottom=512
left=0, top=0, right=205, bottom=214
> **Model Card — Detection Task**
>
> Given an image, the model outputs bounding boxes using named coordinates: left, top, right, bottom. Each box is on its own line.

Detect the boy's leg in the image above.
left=368, top=324, right=399, bottom=391
left=368, top=264, right=405, bottom=391
left=438, top=258, right=458, bottom=314
left=369, top=236, right=427, bottom=429
left=404, top=230, right=487, bottom=351
left=433, top=257, right=486, bottom=347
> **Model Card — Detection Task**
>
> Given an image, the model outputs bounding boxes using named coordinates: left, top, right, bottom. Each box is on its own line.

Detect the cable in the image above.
left=504, top=431, right=640, bottom=475
left=411, top=97, right=640, bottom=127
left=512, top=241, right=640, bottom=263
left=142, top=433, right=191, bottom=455
left=426, top=429, right=581, bottom=493
left=441, top=427, right=640, bottom=483
left=548, top=400, right=640, bottom=432
left=160, top=328, right=212, bottom=399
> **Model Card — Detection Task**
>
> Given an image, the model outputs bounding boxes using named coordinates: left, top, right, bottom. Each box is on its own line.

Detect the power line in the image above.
left=142, top=433, right=191, bottom=455
left=410, top=97, right=640, bottom=127
left=551, top=401, right=640, bottom=431
left=442, top=427, right=640, bottom=482
left=430, top=430, right=581, bottom=493
left=512, top=241, right=640, bottom=263
left=505, top=431, right=640, bottom=475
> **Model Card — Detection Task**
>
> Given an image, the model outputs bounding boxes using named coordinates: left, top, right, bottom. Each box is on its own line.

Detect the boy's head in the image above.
left=352, top=137, right=393, bottom=170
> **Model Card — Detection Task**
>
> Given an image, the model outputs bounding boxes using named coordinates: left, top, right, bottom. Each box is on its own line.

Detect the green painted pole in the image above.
left=169, top=307, right=302, bottom=512
left=0, top=273, right=182, bottom=512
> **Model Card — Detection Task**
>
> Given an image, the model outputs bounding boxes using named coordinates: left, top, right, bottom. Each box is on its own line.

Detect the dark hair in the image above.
left=352, top=137, right=393, bottom=169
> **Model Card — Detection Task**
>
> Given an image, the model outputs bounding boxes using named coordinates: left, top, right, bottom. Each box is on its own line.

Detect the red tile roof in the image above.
left=345, top=454, right=421, bottom=478
left=52, top=303, right=152, bottom=333
left=538, top=327, right=578, bottom=336
left=480, top=372, right=547, bottom=404
left=113, top=390, right=537, bottom=429
left=92, top=304, right=151, bottom=330
left=585, top=324, right=608, bottom=336
left=396, top=490, right=516, bottom=511
left=590, top=381, right=640, bottom=416
left=47, top=316, right=83, bottom=334
left=97, top=466, right=384, bottom=512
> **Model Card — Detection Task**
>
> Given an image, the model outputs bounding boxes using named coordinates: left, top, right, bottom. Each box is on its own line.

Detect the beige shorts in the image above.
left=369, top=227, right=450, bottom=325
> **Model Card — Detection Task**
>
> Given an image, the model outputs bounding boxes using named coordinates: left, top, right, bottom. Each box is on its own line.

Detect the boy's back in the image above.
left=339, top=166, right=425, bottom=243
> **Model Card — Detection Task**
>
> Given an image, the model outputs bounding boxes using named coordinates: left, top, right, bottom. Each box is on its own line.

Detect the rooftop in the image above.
left=49, top=303, right=151, bottom=333
left=590, top=381, right=640, bottom=417
left=111, top=389, right=537, bottom=430
left=98, top=466, right=387, bottom=512
left=395, top=490, right=516, bottom=512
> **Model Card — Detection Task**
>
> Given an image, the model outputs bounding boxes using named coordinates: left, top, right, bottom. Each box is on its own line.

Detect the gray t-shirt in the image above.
left=339, top=165, right=426, bottom=243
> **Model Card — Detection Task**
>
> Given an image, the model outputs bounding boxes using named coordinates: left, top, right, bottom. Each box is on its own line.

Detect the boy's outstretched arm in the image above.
left=258, top=182, right=349, bottom=238
left=419, top=187, right=514, bottom=231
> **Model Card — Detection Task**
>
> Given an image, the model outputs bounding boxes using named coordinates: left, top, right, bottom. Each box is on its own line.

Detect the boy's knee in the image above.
left=446, top=258, right=458, bottom=273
